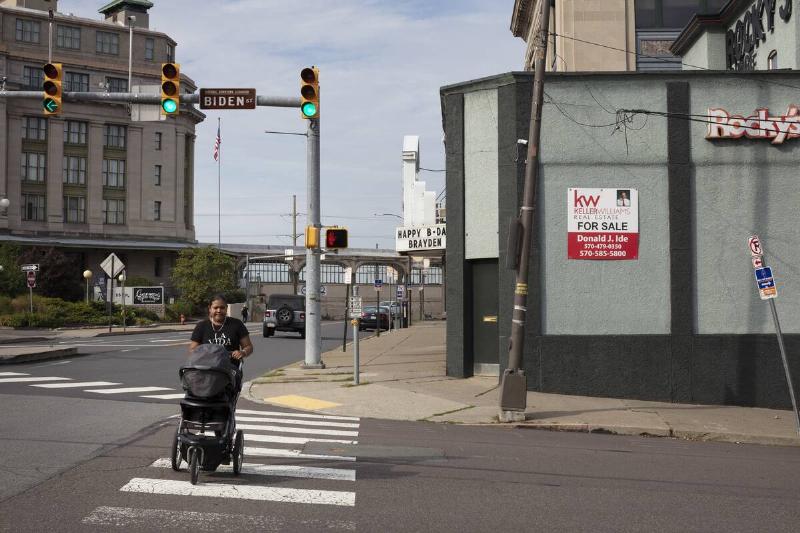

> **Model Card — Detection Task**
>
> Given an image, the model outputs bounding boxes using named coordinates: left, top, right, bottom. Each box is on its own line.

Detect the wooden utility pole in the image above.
left=500, top=0, right=551, bottom=419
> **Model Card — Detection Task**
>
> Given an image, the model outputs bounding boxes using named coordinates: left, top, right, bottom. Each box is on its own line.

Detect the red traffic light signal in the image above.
left=325, top=228, right=348, bottom=248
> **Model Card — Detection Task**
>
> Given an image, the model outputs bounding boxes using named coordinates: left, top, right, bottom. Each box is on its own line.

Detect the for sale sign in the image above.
left=567, top=188, right=639, bottom=260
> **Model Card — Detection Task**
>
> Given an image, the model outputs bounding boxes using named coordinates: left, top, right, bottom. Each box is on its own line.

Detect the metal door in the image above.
left=470, top=259, right=498, bottom=374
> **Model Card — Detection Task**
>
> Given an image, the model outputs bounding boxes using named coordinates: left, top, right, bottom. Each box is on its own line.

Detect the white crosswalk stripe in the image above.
left=235, top=415, right=360, bottom=428
left=238, top=431, right=356, bottom=445
left=31, top=381, right=121, bottom=389
left=235, top=423, right=358, bottom=437
left=0, top=376, right=71, bottom=383
left=244, top=445, right=357, bottom=462
left=235, top=409, right=359, bottom=421
left=140, top=393, right=186, bottom=399
left=150, top=458, right=356, bottom=481
left=0, top=372, right=29, bottom=376
left=85, top=386, right=173, bottom=394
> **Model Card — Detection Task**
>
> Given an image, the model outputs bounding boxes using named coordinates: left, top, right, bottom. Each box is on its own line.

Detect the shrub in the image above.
left=166, top=300, right=195, bottom=321
left=223, top=289, right=246, bottom=304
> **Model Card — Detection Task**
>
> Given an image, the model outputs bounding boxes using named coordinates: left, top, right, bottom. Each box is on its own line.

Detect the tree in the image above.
left=18, top=247, right=83, bottom=300
left=0, top=243, right=25, bottom=297
left=171, top=247, right=236, bottom=310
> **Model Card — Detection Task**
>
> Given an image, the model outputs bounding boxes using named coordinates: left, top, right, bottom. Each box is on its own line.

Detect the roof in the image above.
left=670, top=0, right=747, bottom=56
left=98, top=0, right=154, bottom=15
left=0, top=234, right=195, bottom=252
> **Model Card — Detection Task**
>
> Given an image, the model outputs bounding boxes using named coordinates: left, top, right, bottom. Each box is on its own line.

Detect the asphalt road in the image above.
left=0, top=321, right=356, bottom=503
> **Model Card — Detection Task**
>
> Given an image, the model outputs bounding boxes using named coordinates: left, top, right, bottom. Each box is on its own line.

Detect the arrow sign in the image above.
left=43, top=98, right=58, bottom=113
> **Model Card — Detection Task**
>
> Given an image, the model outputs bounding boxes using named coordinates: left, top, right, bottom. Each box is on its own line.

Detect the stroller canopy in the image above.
left=180, top=344, right=237, bottom=398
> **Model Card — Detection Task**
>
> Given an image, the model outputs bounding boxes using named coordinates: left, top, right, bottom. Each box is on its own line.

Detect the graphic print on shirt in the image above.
left=211, top=331, right=230, bottom=347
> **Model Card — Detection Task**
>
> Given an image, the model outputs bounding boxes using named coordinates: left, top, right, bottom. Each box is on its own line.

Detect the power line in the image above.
left=420, top=167, right=445, bottom=172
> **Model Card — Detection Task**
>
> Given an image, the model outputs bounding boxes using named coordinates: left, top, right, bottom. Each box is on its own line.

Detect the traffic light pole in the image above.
left=0, top=91, right=300, bottom=108
left=303, top=117, right=324, bottom=369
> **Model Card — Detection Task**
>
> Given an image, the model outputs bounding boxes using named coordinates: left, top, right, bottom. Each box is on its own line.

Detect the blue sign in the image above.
left=374, top=279, right=383, bottom=289
left=758, top=278, right=775, bottom=290
left=754, top=267, right=773, bottom=281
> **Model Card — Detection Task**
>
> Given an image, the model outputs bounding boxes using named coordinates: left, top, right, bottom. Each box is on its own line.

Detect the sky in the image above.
left=63, top=0, right=526, bottom=249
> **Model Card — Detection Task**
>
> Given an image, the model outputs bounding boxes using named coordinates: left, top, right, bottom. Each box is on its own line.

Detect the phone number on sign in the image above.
left=581, top=243, right=624, bottom=250
left=578, top=250, right=628, bottom=258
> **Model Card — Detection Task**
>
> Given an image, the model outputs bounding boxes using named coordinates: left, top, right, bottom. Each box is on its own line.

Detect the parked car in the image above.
left=263, top=294, right=305, bottom=338
left=359, top=306, right=390, bottom=331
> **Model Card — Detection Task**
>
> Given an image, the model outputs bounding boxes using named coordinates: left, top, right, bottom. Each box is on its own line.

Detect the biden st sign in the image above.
left=199, top=88, right=256, bottom=110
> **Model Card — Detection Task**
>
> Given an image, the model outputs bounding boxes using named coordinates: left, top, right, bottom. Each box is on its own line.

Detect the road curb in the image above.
left=0, top=337, right=55, bottom=345
left=0, top=347, right=79, bottom=365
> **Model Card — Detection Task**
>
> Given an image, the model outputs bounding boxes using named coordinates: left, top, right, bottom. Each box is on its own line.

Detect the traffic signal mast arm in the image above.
left=0, top=91, right=301, bottom=108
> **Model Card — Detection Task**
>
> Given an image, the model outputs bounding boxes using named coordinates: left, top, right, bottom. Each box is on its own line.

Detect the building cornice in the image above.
left=669, top=0, right=749, bottom=56
left=510, top=0, right=534, bottom=38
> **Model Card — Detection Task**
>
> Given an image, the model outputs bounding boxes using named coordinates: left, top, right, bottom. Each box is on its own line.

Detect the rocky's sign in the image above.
left=706, top=106, right=800, bottom=144
left=396, top=224, right=446, bottom=252
left=726, top=0, right=792, bottom=71
left=132, top=287, right=164, bottom=305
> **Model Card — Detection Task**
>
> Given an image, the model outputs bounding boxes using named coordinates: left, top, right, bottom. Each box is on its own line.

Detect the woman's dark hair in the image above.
left=208, top=294, right=228, bottom=306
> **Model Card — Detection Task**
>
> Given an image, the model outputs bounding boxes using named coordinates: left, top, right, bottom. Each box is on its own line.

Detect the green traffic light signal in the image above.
left=162, top=99, right=178, bottom=113
left=43, top=98, right=58, bottom=113
left=301, top=101, right=317, bottom=118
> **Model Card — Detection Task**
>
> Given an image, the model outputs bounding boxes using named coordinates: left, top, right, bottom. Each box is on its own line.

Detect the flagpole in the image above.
left=217, top=117, right=221, bottom=248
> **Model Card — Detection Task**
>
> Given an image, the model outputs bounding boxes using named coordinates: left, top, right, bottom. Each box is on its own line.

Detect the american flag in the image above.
left=213, top=123, right=221, bottom=161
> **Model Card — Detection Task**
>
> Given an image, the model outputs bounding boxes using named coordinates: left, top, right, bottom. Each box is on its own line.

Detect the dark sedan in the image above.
left=359, top=306, right=390, bottom=331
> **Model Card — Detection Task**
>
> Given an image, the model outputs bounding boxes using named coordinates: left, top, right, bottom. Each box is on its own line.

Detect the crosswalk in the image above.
left=0, top=371, right=184, bottom=401
left=81, top=407, right=360, bottom=529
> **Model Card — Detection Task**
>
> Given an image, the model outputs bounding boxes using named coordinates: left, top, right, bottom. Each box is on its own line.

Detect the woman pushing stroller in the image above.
left=189, top=294, right=254, bottom=367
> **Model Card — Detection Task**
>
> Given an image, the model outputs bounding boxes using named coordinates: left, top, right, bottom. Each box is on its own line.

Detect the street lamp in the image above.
left=0, top=198, right=9, bottom=215
left=83, top=270, right=92, bottom=303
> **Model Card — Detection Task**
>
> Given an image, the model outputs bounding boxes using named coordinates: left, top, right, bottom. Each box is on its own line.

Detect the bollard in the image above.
left=351, top=318, right=360, bottom=384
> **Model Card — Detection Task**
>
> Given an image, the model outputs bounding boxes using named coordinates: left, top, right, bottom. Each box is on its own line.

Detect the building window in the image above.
left=22, top=117, right=47, bottom=141
left=154, top=201, right=161, bottom=221
left=104, top=124, right=127, bottom=148
left=154, top=257, right=162, bottom=277
left=21, top=152, right=46, bottom=182
left=64, top=72, right=89, bottom=92
left=102, top=159, right=126, bottom=188
left=63, top=196, right=86, bottom=223
left=96, top=31, right=120, bottom=55
left=155, top=132, right=162, bottom=150
left=63, top=156, right=87, bottom=185
left=64, top=121, right=88, bottom=145
left=768, top=50, right=778, bottom=70
left=22, top=194, right=46, bottom=221
left=167, top=43, right=175, bottom=62
left=23, top=66, right=44, bottom=89
left=145, top=38, right=154, bottom=60
left=154, top=164, right=162, bottom=186
left=106, top=77, right=128, bottom=93
left=103, top=199, right=126, bottom=224
left=15, top=19, right=40, bottom=43
left=56, top=25, right=81, bottom=49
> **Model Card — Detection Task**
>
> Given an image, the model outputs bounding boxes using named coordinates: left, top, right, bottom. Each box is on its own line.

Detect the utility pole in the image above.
left=499, top=0, right=551, bottom=421
left=303, top=117, right=324, bottom=368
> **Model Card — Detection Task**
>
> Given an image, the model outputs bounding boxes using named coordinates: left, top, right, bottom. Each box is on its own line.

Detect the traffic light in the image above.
left=325, top=227, right=348, bottom=249
left=300, top=66, right=319, bottom=119
left=42, top=63, right=62, bottom=116
left=161, top=63, right=180, bottom=115
left=305, top=226, right=320, bottom=248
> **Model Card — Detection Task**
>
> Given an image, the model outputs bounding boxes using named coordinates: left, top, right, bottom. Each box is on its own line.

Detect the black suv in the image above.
left=263, top=294, right=306, bottom=338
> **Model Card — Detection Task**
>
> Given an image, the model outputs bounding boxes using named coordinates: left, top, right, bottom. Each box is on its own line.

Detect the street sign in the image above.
left=748, top=235, right=763, bottom=257
left=27, top=277, right=35, bottom=289
left=300, top=285, right=327, bottom=296
left=21, top=264, right=39, bottom=272
left=199, top=88, right=256, bottom=110
left=754, top=266, right=777, bottom=300
left=752, top=256, right=764, bottom=269
left=100, top=253, right=125, bottom=278
left=344, top=266, right=353, bottom=284
left=349, top=296, right=362, bottom=318
left=396, top=286, right=405, bottom=300
left=374, top=279, right=383, bottom=289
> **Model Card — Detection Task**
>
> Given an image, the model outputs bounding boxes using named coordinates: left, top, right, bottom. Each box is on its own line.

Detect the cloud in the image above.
left=61, top=0, right=525, bottom=247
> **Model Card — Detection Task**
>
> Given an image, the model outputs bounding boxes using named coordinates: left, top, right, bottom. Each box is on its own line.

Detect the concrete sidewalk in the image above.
left=246, top=321, right=800, bottom=447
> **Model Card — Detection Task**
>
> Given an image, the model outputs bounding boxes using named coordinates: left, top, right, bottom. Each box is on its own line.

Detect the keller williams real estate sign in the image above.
left=567, top=188, right=639, bottom=260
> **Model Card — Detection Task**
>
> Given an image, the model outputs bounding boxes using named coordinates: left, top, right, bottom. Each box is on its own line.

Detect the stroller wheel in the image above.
left=188, top=447, right=200, bottom=485
left=232, top=430, right=244, bottom=475
left=170, top=427, right=182, bottom=471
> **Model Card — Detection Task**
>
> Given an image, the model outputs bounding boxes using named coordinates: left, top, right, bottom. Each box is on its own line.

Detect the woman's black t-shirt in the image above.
left=190, top=318, right=250, bottom=352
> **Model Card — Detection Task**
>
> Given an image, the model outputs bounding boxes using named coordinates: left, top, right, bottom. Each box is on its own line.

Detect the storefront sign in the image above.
left=567, top=188, right=639, bottom=260
left=133, top=287, right=164, bottom=305
left=396, top=224, right=446, bottom=252
left=707, top=106, right=800, bottom=144
left=726, top=0, right=792, bottom=71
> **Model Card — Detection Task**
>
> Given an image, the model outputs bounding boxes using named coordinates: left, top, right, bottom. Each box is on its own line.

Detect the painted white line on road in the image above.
left=245, top=446, right=356, bottom=462
left=85, top=386, right=173, bottom=394
left=0, top=372, right=29, bottom=376
left=30, top=360, right=72, bottom=368
left=31, top=381, right=121, bottom=389
left=120, top=349, right=139, bottom=352
left=0, top=376, right=71, bottom=383
left=119, top=478, right=355, bottom=507
left=237, top=431, right=356, bottom=446
left=235, top=409, right=359, bottom=422
left=233, top=423, right=358, bottom=437
left=140, top=393, right=186, bottom=399
left=149, top=338, right=188, bottom=342
left=235, top=416, right=359, bottom=429
left=150, top=458, right=356, bottom=481
left=81, top=506, right=357, bottom=531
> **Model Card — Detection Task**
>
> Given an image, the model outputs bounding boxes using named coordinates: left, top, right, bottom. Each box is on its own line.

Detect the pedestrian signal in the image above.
left=325, top=228, right=348, bottom=249
left=305, top=226, right=320, bottom=248
left=42, top=63, right=62, bottom=116
left=300, top=66, right=319, bottom=119
left=161, top=63, right=180, bottom=115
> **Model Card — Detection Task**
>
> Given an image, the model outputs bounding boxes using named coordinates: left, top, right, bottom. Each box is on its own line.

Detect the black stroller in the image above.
left=171, top=344, right=245, bottom=485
